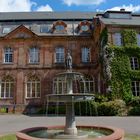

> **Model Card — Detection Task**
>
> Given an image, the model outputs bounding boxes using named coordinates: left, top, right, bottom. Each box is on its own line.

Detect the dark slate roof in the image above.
left=101, top=16, right=140, bottom=26
left=0, top=12, right=99, bottom=21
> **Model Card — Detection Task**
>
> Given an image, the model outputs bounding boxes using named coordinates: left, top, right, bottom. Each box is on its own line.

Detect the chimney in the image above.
left=120, top=8, right=125, bottom=12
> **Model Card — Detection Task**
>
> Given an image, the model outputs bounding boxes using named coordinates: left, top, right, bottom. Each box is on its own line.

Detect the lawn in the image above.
left=0, top=134, right=140, bottom=140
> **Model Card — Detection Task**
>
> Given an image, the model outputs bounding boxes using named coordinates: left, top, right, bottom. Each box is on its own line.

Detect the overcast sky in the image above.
left=0, top=0, right=140, bottom=12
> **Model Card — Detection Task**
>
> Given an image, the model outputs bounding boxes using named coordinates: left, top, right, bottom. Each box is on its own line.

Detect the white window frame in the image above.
left=2, top=27, right=11, bottom=34
left=55, top=47, right=64, bottom=63
left=131, top=81, right=140, bottom=96
left=55, top=25, right=65, bottom=31
left=26, top=77, right=41, bottom=98
left=80, top=75, right=94, bottom=93
left=4, top=47, right=13, bottom=63
left=29, top=47, right=39, bottom=64
left=82, top=47, right=90, bottom=63
left=53, top=77, right=67, bottom=94
left=137, top=33, right=140, bottom=47
left=40, top=25, right=49, bottom=33
left=0, top=77, right=14, bottom=99
left=113, top=33, right=122, bottom=46
left=130, top=57, right=139, bottom=70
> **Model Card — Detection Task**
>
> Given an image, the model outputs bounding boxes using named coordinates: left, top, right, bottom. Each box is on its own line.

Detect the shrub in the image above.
left=127, top=96, right=140, bottom=106
left=128, top=106, right=140, bottom=116
left=75, top=101, right=98, bottom=116
left=98, top=100, right=126, bottom=116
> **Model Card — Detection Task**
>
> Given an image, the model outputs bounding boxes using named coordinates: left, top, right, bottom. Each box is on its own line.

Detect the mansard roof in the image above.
left=0, top=12, right=98, bottom=21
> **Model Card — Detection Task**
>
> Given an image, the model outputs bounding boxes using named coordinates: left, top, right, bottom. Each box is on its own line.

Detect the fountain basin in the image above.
left=16, top=125, right=124, bottom=140
left=47, top=94, right=94, bottom=102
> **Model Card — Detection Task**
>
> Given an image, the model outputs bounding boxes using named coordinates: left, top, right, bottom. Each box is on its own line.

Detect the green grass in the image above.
left=0, top=134, right=16, bottom=140
left=0, top=133, right=140, bottom=140
left=125, top=134, right=140, bottom=140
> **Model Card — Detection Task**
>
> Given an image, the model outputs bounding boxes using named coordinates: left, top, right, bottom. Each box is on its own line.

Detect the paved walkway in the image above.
left=0, top=115, right=140, bottom=136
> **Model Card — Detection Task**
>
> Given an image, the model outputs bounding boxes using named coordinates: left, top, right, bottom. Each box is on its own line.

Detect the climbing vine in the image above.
left=101, top=29, right=140, bottom=102
left=121, top=29, right=137, bottom=47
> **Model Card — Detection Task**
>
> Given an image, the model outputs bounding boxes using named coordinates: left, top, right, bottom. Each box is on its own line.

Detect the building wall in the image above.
left=0, top=33, right=101, bottom=113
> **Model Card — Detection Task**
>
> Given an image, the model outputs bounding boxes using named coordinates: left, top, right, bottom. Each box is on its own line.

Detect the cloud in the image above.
left=62, top=0, right=105, bottom=6
left=108, top=4, right=140, bottom=12
left=36, top=4, right=53, bottom=12
left=0, top=0, right=35, bottom=12
left=0, top=0, right=53, bottom=12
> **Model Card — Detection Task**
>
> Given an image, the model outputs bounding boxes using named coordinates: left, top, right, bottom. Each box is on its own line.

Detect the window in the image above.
left=80, top=75, right=94, bottom=93
left=113, top=33, right=122, bottom=46
left=2, top=27, right=11, bottom=34
left=131, top=81, right=140, bottom=96
left=81, top=25, right=89, bottom=32
left=82, top=48, right=90, bottom=63
left=53, top=21, right=67, bottom=33
left=55, top=48, right=64, bottom=63
left=4, top=47, right=13, bottom=63
left=130, top=57, right=139, bottom=70
left=137, top=33, right=140, bottom=46
left=53, top=77, right=67, bottom=94
left=26, top=76, right=41, bottom=98
left=29, top=48, right=39, bottom=63
left=40, top=26, right=49, bottom=33
left=0, top=76, right=14, bottom=98
left=55, top=25, right=65, bottom=31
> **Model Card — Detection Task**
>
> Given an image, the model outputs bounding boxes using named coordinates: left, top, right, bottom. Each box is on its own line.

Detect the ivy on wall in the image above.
left=101, top=29, right=140, bottom=102
left=121, top=29, right=137, bottom=47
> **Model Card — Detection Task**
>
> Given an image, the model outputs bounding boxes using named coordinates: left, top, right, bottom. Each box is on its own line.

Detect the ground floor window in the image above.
left=0, top=76, right=14, bottom=98
left=80, top=75, right=94, bottom=93
left=131, top=81, right=140, bottom=96
left=53, top=74, right=94, bottom=94
left=53, top=77, right=67, bottom=94
left=26, top=76, right=41, bottom=98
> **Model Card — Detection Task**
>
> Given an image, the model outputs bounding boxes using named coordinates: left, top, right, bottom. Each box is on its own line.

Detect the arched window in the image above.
left=78, top=21, right=91, bottom=33
left=80, top=75, right=94, bottom=93
left=0, top=76, right=14, bottom=98
left=26, top=76, right=41, bottom=98
left=4, top=47, right=13, bottom=63
left=53, top=77, right=67, bottom=94
left=29, top=47, right=39, bottom=63
left=53, top=21, right=67, bottom=33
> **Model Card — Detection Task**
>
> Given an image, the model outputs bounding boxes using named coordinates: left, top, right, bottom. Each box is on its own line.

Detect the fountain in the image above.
left=16, top=52, right=124, bottom=140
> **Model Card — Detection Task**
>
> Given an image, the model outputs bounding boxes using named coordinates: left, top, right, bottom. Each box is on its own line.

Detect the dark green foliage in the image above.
left=100, top=27, right=108, bottom=46
left=128, top=106, right=140, bottom=116
left=127, top=96, right=140, bottom=106
left=94, top=94, right=109, bottom=103
left=74, top=101, right=98, bottom=116
left=46, top=104, right=66, bottom=115
left=121, top=29, right=137, bottom=46
left=110, top=47, right=132, bottom=101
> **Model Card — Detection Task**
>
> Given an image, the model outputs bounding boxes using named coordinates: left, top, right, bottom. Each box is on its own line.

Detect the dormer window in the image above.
left=40, top=25, right=49, bottom=33
left=81, top=25, right=89, bottom=32
left=55, top=25, right=65, bottom=31
left=78, top=21, right=91, bottom=33
left=53, top=21, right=67, bottom=33
left=2, top=27, right=11, bottom=34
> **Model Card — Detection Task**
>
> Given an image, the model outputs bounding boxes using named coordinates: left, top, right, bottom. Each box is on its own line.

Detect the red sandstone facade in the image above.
left=1, top=10, right=140, bottom=113
left=0, top=13, right=102, bottom=113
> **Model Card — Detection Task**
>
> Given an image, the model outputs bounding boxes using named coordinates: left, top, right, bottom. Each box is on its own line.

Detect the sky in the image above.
left=0, top=0, right=140, bottom=13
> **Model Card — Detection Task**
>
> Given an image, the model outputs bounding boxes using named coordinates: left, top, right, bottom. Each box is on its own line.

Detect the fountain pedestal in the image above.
left=64, top=102, right=77, bottom=135
left=64, top=75, right=77, bottom=135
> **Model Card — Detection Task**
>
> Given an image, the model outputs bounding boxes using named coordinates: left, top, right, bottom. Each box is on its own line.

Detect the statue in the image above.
left=65, top=52, right=72, bottom=71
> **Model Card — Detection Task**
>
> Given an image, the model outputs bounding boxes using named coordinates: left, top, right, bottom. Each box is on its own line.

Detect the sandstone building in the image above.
left=0, top=10, right=139, bottom=113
